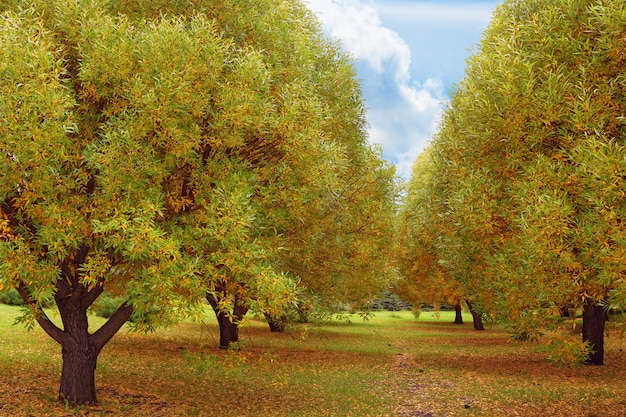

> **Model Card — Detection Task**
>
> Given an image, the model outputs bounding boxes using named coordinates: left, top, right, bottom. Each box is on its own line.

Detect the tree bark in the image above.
left=466, top=300, right=484, bottom=331
left=453, top=302, right=463, bottom=324
left=55, top=295, right=133, bottom=404
left=215, top=310, right=240, bottom=349
left=582, top=300, right=607, bottom=366
left=206, top=289, right=249, bottom=349
left=17, top=251, right=133, bottom=405
left=59, top=340, right=99, bottom=405
left=264, top=312, right=287, bottom=333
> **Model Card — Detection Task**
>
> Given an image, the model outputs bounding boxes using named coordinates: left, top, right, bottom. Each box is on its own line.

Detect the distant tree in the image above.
left=411, top=0, right=626, bottom=364
left=128, top=0, right=399, bottom=342
left=397, top=150, right=484, bottom=329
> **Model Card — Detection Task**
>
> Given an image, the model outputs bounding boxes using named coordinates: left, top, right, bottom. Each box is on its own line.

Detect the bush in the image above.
left=368, top=291, right=408, bottom=311
left=543, top=337, right=594, bottom=367
left=0, top=288, right=25, bottom=306
left=0, top=288, right=54, bottom=307
left=91, top=294, right=124, bottom=318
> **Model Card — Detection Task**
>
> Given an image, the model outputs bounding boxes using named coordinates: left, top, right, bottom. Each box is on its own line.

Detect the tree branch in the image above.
left=82, top=280, right=104, bottom=310
left=16, top=281, right=67, bottom=345
left=91, top=302, right=134, bottom=350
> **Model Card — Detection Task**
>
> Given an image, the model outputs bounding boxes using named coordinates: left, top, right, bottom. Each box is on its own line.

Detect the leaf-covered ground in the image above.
left=1, top=306, right=625, bottom=416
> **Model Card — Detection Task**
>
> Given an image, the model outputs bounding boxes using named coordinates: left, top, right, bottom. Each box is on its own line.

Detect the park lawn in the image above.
left=0, top=304, right=625, bottom=416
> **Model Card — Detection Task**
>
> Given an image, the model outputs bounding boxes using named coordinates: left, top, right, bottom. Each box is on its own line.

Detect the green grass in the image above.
left=1, top=305, right=626, bottom=416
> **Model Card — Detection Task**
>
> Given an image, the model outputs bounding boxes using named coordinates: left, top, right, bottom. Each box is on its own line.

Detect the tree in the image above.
left=397, top=150, right=453, bottom=307
left=139, top=0, right=397, bottom=342
left=415, top=0, right=626, bottom=364
left=397, top=150, right=484, bottom=330
left=278, top=143, right=398, bottom=320
left=176, top=0, right=399, bottom=335
left=0, top=3, right=195, bottom=403
left=1, top=0, right=363, bottom=403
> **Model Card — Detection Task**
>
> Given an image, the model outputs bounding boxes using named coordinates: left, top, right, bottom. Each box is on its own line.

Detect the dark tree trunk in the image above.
left=59, top=340, right=99, bottom=405
left=264, top=312, right=287, bottom=333
left=206, top=289, right=249, bottom=349
left=454, top=303, right=463, bottom=324
left=559, top=305, right=574, bottom=318
left=215, top=310, right=240, bottom=349
left=17, top=251, right=134, bottom=406
left=55, top=293, right=133, bottom=404
left=54, top=273, right=99, bottom=405
left=582, top=300, right=607, bottom=366
left=466, top=300, right=484, bottom=331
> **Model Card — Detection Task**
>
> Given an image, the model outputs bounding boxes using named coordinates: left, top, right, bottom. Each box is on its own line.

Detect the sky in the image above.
left=304, top=0, right=503, bottom=179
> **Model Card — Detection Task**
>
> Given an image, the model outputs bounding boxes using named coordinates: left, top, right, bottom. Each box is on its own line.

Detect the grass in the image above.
left=1, top=305, right=626, bottom=416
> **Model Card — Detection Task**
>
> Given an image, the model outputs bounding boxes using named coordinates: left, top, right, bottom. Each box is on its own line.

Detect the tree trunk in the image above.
left=264, top=312, right=287, bottom=333
left=582, top=300, right=606, bottom=366
left=559, top=305, right=575, bottom=318
left=55, top=296, right=133, bottom=404
left=454, top=303, right=463, bottom=324
left=466, top=300, right=484, bottom=331
left=214, top=308, right=240, bottom=349
left=16, top=248, right=134, bottom=406
left=206, top=290, right=249, bottom=349
left=59, top=342, right=100, bottom=405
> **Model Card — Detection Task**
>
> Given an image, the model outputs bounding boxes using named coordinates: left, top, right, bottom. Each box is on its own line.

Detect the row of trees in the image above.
left=398, top=0, right=626, bottom=366
left=5, top=0, right=625, bottom=408
left=0, top=0, right=397, bottom=405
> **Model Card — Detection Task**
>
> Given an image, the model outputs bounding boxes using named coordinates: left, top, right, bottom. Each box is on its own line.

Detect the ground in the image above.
left=1, top=306, right=625, bottom=416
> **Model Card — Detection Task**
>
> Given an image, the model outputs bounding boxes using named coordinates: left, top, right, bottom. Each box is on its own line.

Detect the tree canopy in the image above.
left=399, top=0, right=626, bottom=365
left=0, top=0, right=397, bottom=404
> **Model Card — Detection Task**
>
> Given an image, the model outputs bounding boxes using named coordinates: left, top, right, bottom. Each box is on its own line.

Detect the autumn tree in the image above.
left=1, top=7, right=398, bottom=410
left=0, top=0, right=386, bottom=403
left=397, top=150, right=455, bottom=311
left=411, top=0, right=626, bottom=364
left=397, top=149, right=484, bottom=329
left=0, top=4, right=195, bottom=404
left=119, top=0, right=397, bottom=344
left=213, top=0, right=398, bottom=334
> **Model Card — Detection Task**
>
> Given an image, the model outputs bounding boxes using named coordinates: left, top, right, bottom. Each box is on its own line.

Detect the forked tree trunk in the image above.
left=466, top=300, right=484, bottom=331
left=55, top=295, right=133, bottom=404
left=55, top=289, right=99, bottom=404
left=264, top=312, right=287, bottom=333
left=206, top=290, right=249, bottom=349
left=18, top=271, right=133, bottom=405
left=582, top=300, right=607, bottom=366
left=453, top=303, right=463, bottom=324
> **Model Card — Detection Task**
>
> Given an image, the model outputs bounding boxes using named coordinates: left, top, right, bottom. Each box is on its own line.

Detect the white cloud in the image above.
left=398, top=78, right=442, bottom=113
left=305, top=0, right=500, bottom=179
left=306, top=0, right=410, bottom=73
left=365, top=83, right=445, bottom=179
left=306, top=0, right=446, bottom=179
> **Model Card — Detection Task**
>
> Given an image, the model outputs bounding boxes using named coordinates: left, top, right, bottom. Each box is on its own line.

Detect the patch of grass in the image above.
left=1, top=305, right=626, bottom=416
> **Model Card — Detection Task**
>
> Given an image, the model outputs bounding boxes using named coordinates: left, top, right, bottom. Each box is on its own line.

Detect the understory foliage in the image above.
left=0, top=0, right=397, bottom=404
left=399, top=0, right=626, bottom=365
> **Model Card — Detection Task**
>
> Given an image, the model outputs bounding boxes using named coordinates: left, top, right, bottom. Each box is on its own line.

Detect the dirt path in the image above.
left=387, top=351, right=474, bottom=417
left=391, top=352, right=436, bottom=417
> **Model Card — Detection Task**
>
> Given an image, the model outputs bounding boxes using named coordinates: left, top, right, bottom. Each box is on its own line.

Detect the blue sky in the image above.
left=305, top=0, right=503, bottom=179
